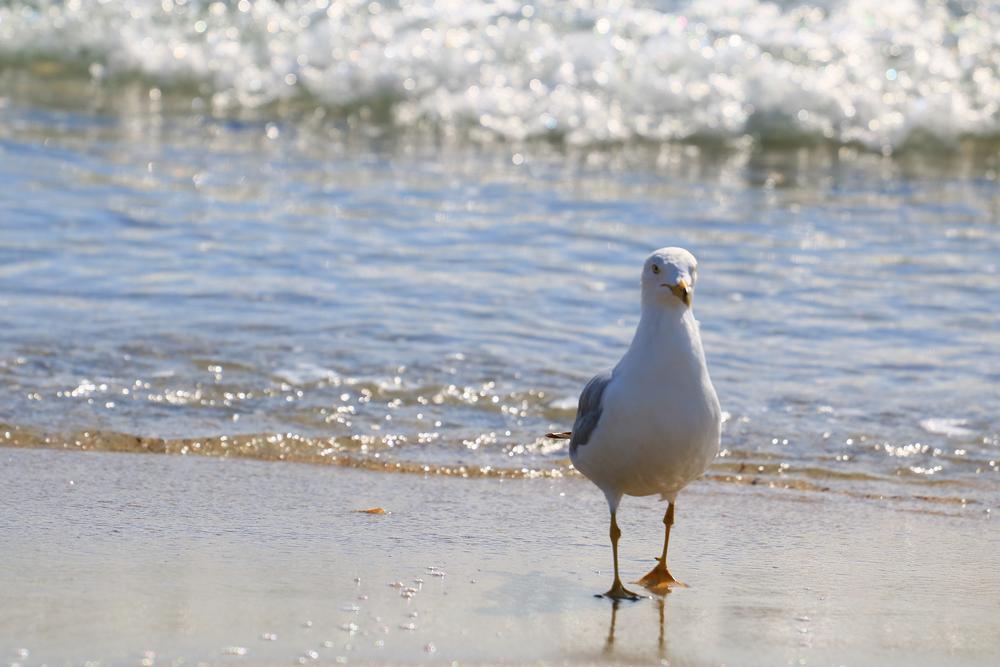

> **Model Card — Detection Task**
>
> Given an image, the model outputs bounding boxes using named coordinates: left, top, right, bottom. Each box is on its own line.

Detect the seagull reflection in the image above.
left=657, top=595, right=666, bottom=657
left=603, top=600, right=620, bottom=655
left=603, top=594, right=670, bottom=659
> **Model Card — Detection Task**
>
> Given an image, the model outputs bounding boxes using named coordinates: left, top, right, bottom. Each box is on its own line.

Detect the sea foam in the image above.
left=1, top=0, right=998, bottom=149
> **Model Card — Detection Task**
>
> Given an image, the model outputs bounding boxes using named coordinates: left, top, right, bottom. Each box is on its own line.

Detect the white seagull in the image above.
left=548, top=247, right=721, bottom=599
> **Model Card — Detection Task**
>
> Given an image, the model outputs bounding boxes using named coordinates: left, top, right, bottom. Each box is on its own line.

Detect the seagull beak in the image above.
left=669, top=279, right=692, bottom=306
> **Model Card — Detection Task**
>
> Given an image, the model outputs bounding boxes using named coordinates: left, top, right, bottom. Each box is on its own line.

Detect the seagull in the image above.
left=548, top=247, right=721, bottom=599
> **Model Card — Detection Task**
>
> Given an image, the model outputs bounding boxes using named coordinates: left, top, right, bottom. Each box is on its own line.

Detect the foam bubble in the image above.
left=919, top=418, right=975, bottom=438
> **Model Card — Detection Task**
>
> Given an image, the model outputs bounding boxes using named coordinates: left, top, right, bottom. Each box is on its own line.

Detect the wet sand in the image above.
left=3, top=447, right=999, bottom=667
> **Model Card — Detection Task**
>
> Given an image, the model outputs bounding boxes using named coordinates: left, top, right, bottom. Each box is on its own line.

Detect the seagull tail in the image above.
left=545, top=431, right=572, bottom=440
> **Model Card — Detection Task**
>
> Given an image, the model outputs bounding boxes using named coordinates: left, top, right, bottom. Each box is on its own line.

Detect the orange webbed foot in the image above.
left=600, top=579, right=642, bottom=601
left=636, top=559, right=686, bottom=594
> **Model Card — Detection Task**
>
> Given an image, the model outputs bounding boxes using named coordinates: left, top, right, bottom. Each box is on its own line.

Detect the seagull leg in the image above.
left=603, top=511, right=640, bottom=600
left=637, top=502, right=685, bottom=592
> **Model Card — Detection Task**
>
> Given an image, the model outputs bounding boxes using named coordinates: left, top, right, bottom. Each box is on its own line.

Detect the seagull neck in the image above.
left=623, top=306, right=698, bottom=362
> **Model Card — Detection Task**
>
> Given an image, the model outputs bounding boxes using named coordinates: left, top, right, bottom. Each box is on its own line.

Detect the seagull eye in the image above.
left=652, top=265, right=660, bottom=274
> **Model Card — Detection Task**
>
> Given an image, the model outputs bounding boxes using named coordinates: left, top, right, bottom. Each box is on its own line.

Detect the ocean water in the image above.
left=1, top=0, right=998, bottom=511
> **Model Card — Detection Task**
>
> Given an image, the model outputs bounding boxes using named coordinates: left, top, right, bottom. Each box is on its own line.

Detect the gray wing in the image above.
left=569, top=371, right=612, bottom=456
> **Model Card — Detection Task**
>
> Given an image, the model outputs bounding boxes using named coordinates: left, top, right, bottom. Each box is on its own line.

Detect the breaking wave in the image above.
left=1, top=0, right=999, bottom=150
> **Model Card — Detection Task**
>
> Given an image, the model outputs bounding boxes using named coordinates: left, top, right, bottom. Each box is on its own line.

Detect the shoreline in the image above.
left=2, top=420, right=995, bottom=517
left=3, top=447, right=998, bottom=667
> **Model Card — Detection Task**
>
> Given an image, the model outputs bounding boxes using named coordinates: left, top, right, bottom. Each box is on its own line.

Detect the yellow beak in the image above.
left=669, top=278, right=692, bottom=306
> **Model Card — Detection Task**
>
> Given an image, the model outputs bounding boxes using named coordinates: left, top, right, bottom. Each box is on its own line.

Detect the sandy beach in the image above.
left=4, top=447, right=998, bottom=667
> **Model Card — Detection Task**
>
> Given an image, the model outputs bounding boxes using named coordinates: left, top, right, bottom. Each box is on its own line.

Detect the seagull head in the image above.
left=641, top=247, right=698, bottom=309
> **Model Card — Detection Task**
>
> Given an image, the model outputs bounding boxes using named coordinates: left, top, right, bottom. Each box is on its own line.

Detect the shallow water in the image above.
left=1, top=0, right=999, bottom=512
